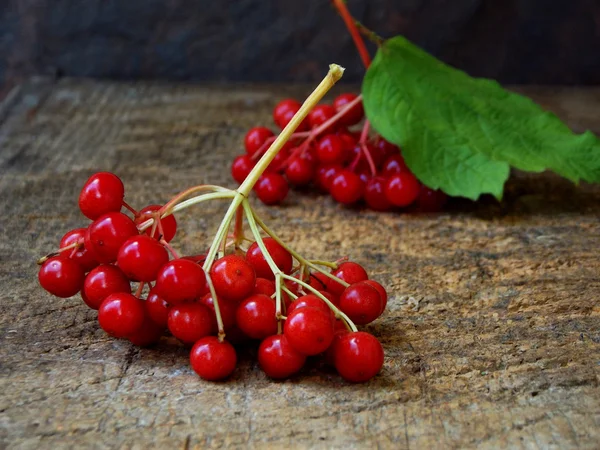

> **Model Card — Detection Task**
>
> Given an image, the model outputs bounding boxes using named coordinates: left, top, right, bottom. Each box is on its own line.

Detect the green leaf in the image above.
left=362, top=35, right=600, bottom=200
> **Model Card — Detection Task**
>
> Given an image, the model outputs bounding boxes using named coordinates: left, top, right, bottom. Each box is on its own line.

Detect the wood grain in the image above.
left=0, top=79, right=599, bottom=449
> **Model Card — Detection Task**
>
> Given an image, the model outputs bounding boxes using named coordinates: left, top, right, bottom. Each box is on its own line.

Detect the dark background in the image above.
left=1, top=0, right=599, bottom=90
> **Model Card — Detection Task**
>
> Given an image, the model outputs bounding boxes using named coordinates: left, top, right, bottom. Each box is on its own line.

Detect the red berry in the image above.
left=416, top=186, right=447, bottom=212
left=333, top=93, right=364, bottom=126
left=325, top=328, right=350, bottom=366
left=98, top=293, right=145, bottom=338
left=155, top=259, right=207, bottom=305
left=328, top=262, right=369, bottom=296
left=364, top=176, right=393, bottom=211
left=316, top=135, right=345, bottom=164
left=167, top=303, right=213, bottom=344
left=285, top=156, right=314, bottom=186
left=135, top=205, right=177, bottom=242
left=363, top=280, right=387, bottom=314
left=38, top=256, right=85, bottom=298
left=78, top=172, right=125, bottom=220
left=244, top=127, right=274, bottom=156
left=198, top=293, right=237, bottom=333
left=255, top=173, right=289, bottom=205
left=117, top=235, right=169, bottom=282
left=59, top=228, right=98, bottom=272
left=339, top=281, right=383, bottom=325
left=265, top=143, right=292, bottom=174
left=318, top=290, right=340, bottom=308
left=231, top=154, right=255, bottom=184
left=83, top=264, right=131, bottom=309
left=210, top=255, right=256, bottom=303
left=385, top=172, right=420, bottom=207
left=235, top=294, right=277, bottom=340
left=315, top=164, right=342, bottom=193
left=86, top=212, right=139, bottom=263
left=246, top=237, right=293, bottom=280
left=253, top=278, right=276, bottom=297
left=330, top=170, right=364, bottom=205
left=284, top=307, right=334, bottom=355
left=128, top=317, right=164, bottom=347
left=334, top=332, right=384, bottom=382
left=337, top=131, right=358, bottom=152
left=381, top=154, right=408, bottom=177
left=273, top=99, right=308, bottom=131
left=308, top=104, right=336, bottom=129
left=190, top=336, right=237, bottom=381
left=287, top=294, right=333, bottom=319
left=145, top=287, right=169, bottom=327
left=375, top=138, right=399, bottom=162
left=308, top=271, right=330, bottom=291
left=258, top=335, right=306, bottom=379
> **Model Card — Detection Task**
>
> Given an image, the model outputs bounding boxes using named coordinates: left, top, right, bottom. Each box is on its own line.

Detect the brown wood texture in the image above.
left=1, top=79, right=599, bottom=449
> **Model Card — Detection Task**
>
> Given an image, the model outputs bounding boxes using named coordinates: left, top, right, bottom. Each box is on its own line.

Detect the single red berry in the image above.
left=385, top=172, right=420, bottom=207
left=258, top=335, right=306, bottom=379
left=145, top=287, right=169, bottom=327
left=210, top=255, right=256, bottom=303
left=375, top=138, right=400, bottom=162
left=117, top=235, right=169, bottom=282
left=284, top=307, right=334, bottom=355
left=337, top=131, right=358, bottom=152
left=98, top=293, right=145, bottom=338
left=333, top=93, right=364, bottom=126
left=255, top=173, right=289, bottom=205
left=315, top=164, right=342, bottom=193
left=381, top=154, right=408, bottom=177
left=190, top=336, right=237, bottom=381
left=334, top=332, right=384, bottom=382
left=330, top=170, right=365, bottom=205
left=59, top=228, right=98, bottom=272
left=253, top=277, right=276, bottom=297
left=416, top=185, right=447, bottom=212
left=246, top=237, right=293, bottom=280
left=235, top=294, right=277, bottom=340
left=38, top=256, right=85, bottom=298
left=155, top=259, right=207, bottom=305
left=364, top=176, right=393, bottom=211
left=316, top=134, right=345, bottom=164
left=128, top=317, right=164, bottom=347
left=167, top=303, right=213, bottom=344
left=285, top=156, right=314, bottom=186
left=83, top=264, right=131, bottom=309
left=86, top=212, right=139, bottom=263
left=287, top=294, right=334, bottom=319
left=327, top=262, right=369, bottom=296
left=244, top=126, right=274, bottom=156
left=231, top=154, right=255, bottom=184
left=135, top=205, right=177, bottom=242
left=273, top=99, right=308, bottom=131
left=325, top=328, right=350, bottom=366
left=198, top=293, right=237, bottom=333
left=308, top=104, right=336, bottom=129
left=78, top=172, right=125, bottom=220
left=363, top=280, right=388, bottom=314
left=339, top=281, right=383, bottom=325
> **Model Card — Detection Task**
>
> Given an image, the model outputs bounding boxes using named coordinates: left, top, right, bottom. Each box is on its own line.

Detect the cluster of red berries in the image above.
left=231, top=93, right=446, bottom=211
left=38, top=172, right=387, bottom=382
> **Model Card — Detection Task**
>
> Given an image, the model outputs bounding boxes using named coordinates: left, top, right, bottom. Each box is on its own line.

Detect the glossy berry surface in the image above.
left=385, top=172, right=420, bottom=207
left=333, top=93, right=364, bottom=126
left=83, top=264, right=131, bottom=310
left=308, top=104, right=336, bottom=129
left=190, top=336, right=237, bottom=381
left=364, top=280, right=388, bottom=314
left=258, top=335, right=306, bottom=379
left=244, top=126, right=274, bottom=156
left=211, top=255, right=256, bottom=303
left=78, top=172, right=125, bottom=220
left=253, top=278, right=276, bottom=297
left=59, top=228, right=98, bottom=272
left=315, top=164, right=342, bottom=193
left=364, top=176, right=393, bottom=212
left=98, top=293, right=145, bottom=338
left=231, top=155, right=255, bottom=184
left=246, top=237, right=293, bottom=280
left=284, top=156, right=314, bottom=186
left=145, top=288, right=169, bottom=327
left=284, top=307, right=335, bottom=356
left=86, top=212, right=139, bottom=263
left=330, top=170, right=364, bottom=205
left=334, top=332, right=384, bottom=382
left=167, top=303, right=213, bottom=344
left=155, top=259, right=207, bottom=305
left=38, top=256, right=85, bottom=298
left=235, top=294, right=277, bottom=340
left=328, top=262, right=369, bottom=296
left=381, top=154, right=408, bottom=177
left=316, top=135, right=345, bottom=164
left=136, top=204, right=177, bottom=242
left=287, top=294, right=333, bottom=318
left=339, top=281, right=383, bottom=325
left=273, top=99, right=308, bottom=131
left=255, top=173, right=289, bottom=205
left=117, top=235, right=169, bottom=282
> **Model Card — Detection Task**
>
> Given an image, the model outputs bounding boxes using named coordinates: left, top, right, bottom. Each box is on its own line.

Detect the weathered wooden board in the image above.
left=0, top=79, right=599, bottom=449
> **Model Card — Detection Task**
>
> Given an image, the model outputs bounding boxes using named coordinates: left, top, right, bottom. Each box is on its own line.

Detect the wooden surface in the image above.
left=1, top=79, right=599, bottom=449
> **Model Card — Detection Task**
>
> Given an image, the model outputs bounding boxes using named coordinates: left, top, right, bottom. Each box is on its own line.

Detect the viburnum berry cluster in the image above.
left=37, top=65, right=387, bottom=383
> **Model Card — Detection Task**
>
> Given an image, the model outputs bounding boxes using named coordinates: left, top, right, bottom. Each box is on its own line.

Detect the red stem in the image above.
left=332, top=0, right=372, bottom=68
left=122, top=201, right=138, bottom=216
